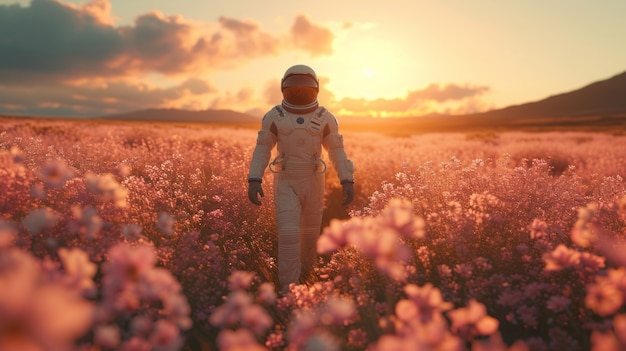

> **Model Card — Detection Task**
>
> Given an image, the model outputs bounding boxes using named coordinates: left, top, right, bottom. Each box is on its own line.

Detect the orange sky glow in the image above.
left=0, top=0, right=625, bottom=118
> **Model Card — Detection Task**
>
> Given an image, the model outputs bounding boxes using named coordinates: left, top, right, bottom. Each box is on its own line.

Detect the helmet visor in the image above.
left=282, top=74, right=318, bottom=90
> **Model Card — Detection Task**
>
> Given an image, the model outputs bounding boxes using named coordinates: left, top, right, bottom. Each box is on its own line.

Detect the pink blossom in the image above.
left=209, top=290, right=253, bottom=328
left=579, top=252, right=606, bottom=272
left=543, top=244, right=581, bottom=271
left=570, top=203, right=599, bottom=248
left=586, top=281, right=623, bottom=317
left=217, top=329, right=267, bottom=351
left=95, top=324, right=121, bottom=349
left=0, top=220, right=16, bottom=248
left=58, top=247, right=97, bottom=296
left=240, top=304, right=274, bottom=335
left=119, top=336, right=152, bottom=351
left=70, top=205, right=102, bottom=240
left=228, top=270, right=256, bottom=290
left=149, top=319, right=183, bottom=351
left=122, top=223, right=144, bottom=241
left=318, top=296, right=356, bottom=326
left=403, top=283, right=453, bottom=322
left=257, top=282, right=277, bottom=305
left=516, top=305, right=538, bottom=329
left=613, top=314, right=626, bottom=345
left=38, top=159, right=74, bottom=188
left=317, top=219, right=349, bottom=254
left=546, top=296, right=571, bottom=313
left=438, top=264, right=452, bottom=278
left=347, top=328, right=368, bottom=349
left=265, top=330, right=285, bottom=349
left=131, top=315, right=153, bottom=336
left=447, top=299, right=499, bottom=339
left=85, top=172, right=128, bottom=207
left=302, top=331, right=340, bottom=351
left=104, top=243, right=156, bottom=284
left=156, top=212, right=175, bottom=235
left=529, top=218, right=549, bottom=239
left=380, top=198, right=426, bottom=239
left=0, top=249, right=94, bottom=351
left=22, top=207, right=60, bottom=234
left=497, top=290, right=524, bottom=307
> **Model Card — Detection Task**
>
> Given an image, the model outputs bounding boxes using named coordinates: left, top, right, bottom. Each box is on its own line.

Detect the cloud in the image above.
left=327, top=83, right=490, bottom=117
left=0, top=0, right=335, bottom=84
left=290, top=14, right=334, bottom=56
left=0, top=0, right=337, bottom=116
left=0, top=78, right=215, bottom=117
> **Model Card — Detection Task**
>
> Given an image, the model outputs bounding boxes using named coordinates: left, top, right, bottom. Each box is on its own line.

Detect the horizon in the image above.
left=1, top=0, right=625, bottom=119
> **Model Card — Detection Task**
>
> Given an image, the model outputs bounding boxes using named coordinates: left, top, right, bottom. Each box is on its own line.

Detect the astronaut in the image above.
left=247, top=64, right=355, bottom=291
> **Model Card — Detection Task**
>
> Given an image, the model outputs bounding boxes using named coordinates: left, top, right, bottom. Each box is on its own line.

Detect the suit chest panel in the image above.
left=275, top=114, right=324, bottom=137
left=274, top=115, right=324, bottom=153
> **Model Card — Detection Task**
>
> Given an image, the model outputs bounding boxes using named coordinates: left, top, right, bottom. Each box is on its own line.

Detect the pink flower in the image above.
left=318, top=296, right=356, bottom=326
left=58, top=247, right=97, bottom=296
left=149, top=319, right=183, bottom=351
left=38, top=159, right=74, bottom=188
left=0, top=220, right=16, bottom=248
left=70, top=205, right=102, bottom=240
left=257, top=282, right=277, bottom=305
left=240, top=304, right=273, bottom=335
left=228, top=270, right=256, bottom=290
left=546, top=296, right=571, bottom=313
left=516, top=305, right=538, bottom=329
left=586, top=281, right=623, bottom=317
left=85, top=172, right=128, bottom=207
left=95, top=324, right=121, bottom=349
left=217, top=329, right=267, bottom=351
left=317, top=219, right=349, bottom=254
left=302, top=331, right=340, bottom=351
left=529, top=218, right=549, bottom=239
left=156, top=212, right=175, bottom=235
left=0, top=249, right=94, bottom=351
left=380, top=198, right=426, bottom=239
left=209, top=290, right=253, bottom=328
left=122, top=224, right=144, bottom=241
left=22, top=207, right=60, bottom=234
left=119, top=336, right=152, bottom=351
left=347, top=328, right=368, bottom=349
left=447, top=299, right=499, bottom=339
left=403, top=283, right=453, bottom=322
left=579, top=252, right=606, bottom=272
left=570, top=204, right=599, bottom=248
left=104, top=243, right=156, bottom=284
left=543, top=244, right=581, bottom=271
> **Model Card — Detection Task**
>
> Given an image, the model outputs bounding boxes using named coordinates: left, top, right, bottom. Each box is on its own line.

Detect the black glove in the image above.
left=341, top=181, right=354, bottom=206
left=248, top=180, right=264, bottom=206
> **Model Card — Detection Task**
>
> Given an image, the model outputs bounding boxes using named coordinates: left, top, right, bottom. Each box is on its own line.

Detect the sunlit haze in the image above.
left=0, top=0, right=625, bottom=118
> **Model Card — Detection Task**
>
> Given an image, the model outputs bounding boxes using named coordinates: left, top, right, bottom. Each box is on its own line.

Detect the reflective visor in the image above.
left=281, top=74, right=318, bottom=90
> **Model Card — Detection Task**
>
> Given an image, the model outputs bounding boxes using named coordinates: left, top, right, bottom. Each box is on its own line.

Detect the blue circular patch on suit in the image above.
left=296, top=117, right=305, bottom=124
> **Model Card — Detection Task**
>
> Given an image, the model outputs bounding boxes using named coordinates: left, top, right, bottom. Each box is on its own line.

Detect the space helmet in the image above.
left=281, top=65, right=319, bottom=111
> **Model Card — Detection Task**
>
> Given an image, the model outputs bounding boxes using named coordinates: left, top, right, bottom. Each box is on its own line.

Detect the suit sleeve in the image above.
left=322, top=112, right=355, bottom=183
left=248, top=111, right=277, bottom=182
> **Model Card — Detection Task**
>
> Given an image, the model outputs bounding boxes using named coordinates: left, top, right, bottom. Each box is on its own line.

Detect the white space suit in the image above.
left=248, top=65, right=354, bottom=291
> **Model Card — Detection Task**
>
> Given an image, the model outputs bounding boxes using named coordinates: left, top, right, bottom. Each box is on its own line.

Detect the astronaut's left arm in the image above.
left=322, top=114, right=354, bottom=184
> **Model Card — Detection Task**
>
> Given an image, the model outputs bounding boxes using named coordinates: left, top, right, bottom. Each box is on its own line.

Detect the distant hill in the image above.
left=362, top=70, right=626, bottom=134
left=474, top=71, right=626, bottom=119
left=100, top=108, right=259, bottom=124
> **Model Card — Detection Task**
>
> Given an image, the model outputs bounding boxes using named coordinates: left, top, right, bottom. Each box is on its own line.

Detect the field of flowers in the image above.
left=1, top=116, right=626, bottom=351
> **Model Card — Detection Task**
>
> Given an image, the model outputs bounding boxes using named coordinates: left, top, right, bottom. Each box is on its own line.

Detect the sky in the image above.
left=0, top=0, right=625, bottom=119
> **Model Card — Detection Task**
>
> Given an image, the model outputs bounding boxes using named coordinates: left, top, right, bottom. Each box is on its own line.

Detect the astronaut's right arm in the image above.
left=248, top=111, right=278, bottom=182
